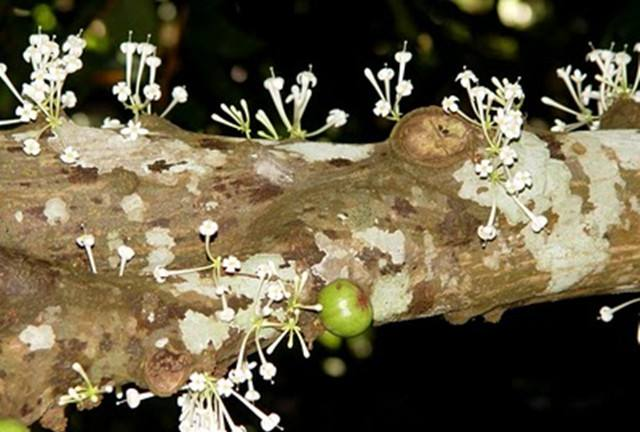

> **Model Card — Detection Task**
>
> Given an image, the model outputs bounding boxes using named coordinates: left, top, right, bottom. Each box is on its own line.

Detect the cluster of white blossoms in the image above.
left=212, top=67, right=348, bottom=140
left=73, top=225, right=135, bottom=276
left=364, top=41, right=413, bottom=121
left=145, top=220, right=322, bottom=430
left=0, top=29, right=85, bottom=159
left=542, top=43, right=640, bottom=132
left=102, top=32, right=188, bottom=141
left=442, top=68, right=548, bottom=243
left=58, top=362, right=113, bottom=407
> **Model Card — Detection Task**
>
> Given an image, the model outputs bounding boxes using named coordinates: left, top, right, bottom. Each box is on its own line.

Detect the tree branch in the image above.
left=1, top=106, right=639, bottom=428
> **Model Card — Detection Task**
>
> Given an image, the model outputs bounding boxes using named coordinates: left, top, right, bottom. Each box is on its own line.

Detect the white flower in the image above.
left=16, top=102, right=38, bottom=122
left=63, top=55, right=83, bottom=73
left=264, top=75, right=284, bottom=92
left=215, top=285, right=230, bottom=296
left=373, top=99, right=391, bottom=117
left=143, top=83, right=161, bottom=101
left=216, top=378, right=233, bottom=397
left=571, top=69, right=586, bottom=83
left=456, top=68, right=478, bottom=89
left=117, top=245, right=135, bottom=277
left=22, top=138, right=41, bottom=156
left=112, top=81, right=131, bottom=102
left=474, top=159, right=493, bottom=179
left=172, top=86, right=188, bottom=103
left=326, top=109, right=348, bottom=128
left=60, top=90, right=77, bottom=108
left=395, top=45, right=413, bottom=64
left=63, top=34, right=86, bottom=56
left=513, top=170, right=533, bottom=191
left=395, top=80, right=413, bottom=97
left=441, top=95, right=459, bottom=113
left=60, top=146, right=79, bottom=164
left=145, top=55, right=162, bottom=69
left=76, top=233, right=97, bottom=274
left=530, top=215, right=547, bottom=233
left=222, top=255, right=241, bottom=273
left=187, top=373, right=207, bottom=392
left=121, top=120, right=149, bottom=141
left=102, top=117, right=122, bottom=129
left=245, top=388, right=261, bottom=402
left=137, top=41, right=156, bottom=56
left=260, top=413, right=281, bottom=432
left=22, top=82, right=45, bottom=103
left=499, top=146, right=517, bottom=166
left=550, top=119, right=566, bottom=132
left=199, top=220, right=219, bottom=237
left=615, top=51, right=631, bottom=66
left=266, top=282, right=286, bottom=302
left=120, top=388, right=155, bottom=409
left=216, top=308, right=235, bottom=322
left=377, top=66, right=395, bottom=81
left=153, top=266, right=169, bottom=283
left=259, top=362, right=277, bottom=381
left=477, top=224, right=497, bottom=242
left=599, top=306, right=614, bottom=322
left=494, top=108, right=522, bottom=140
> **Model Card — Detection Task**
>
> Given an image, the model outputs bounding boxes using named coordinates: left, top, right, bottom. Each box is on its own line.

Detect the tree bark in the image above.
left=1, top=106, right=639, bottom=429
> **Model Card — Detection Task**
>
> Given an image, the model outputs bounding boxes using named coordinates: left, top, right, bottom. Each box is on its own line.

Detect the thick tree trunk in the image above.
left=1, top=106, right=639, bottom=429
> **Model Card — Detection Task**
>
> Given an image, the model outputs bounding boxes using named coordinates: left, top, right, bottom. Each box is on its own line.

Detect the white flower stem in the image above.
left=0, top=72, right=26, bottom=104
left=0, top=118, right=25, bottom=126
left=84, top=246, right=97, bottom=274
left=160, top=99, right=178, bottom=118
left=364, top=68, right=386, bottom=101
left=305, top=122, right=332, bottom=138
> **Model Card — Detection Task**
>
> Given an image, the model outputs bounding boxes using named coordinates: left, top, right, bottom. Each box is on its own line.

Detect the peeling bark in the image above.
left=0, top=107, right=639, bottom=428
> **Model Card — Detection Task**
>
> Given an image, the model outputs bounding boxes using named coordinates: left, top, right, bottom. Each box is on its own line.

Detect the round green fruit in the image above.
left=0, top=418, right=29, bottom=432
left=318, top=279, right=373, bottom=338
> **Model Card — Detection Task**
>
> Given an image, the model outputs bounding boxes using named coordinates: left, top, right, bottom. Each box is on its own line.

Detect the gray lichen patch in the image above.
left=454, top=131, right=626, bottom=292
left=254, top=157, right=294, bottom=186
left=584, top=130, right=640, bottom=170
left=219, top=253, right=297, bottom=300
left=172, top=273, right=217, bottom=298
left=354, top=227, right=406, bottom=265
left=179, top=310, right=229, bottom=355
left=43, top=197, right=70, bottom=225
left=370, top=271, right=412, bottom=322
left=142, top=227, right=176, bottom=274
left=120, top=193, right=146, bottom=222
left=277, top=141, right=375, bottom=162
left=51, top=120, right=227, bottom=186
left=106, top=230, right=124, bottom=269
left=311, top=232, right=368, bottom=283
left=18, top=324, right=56, bottom=351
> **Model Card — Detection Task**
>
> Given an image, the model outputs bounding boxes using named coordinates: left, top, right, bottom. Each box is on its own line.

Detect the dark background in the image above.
left=1, top=0, right=639, bottom=430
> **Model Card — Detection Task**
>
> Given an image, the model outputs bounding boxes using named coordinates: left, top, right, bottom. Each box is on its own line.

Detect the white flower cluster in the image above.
left=542, top=43, right=640, bottom=132
left=364, top=41, right=413, bottom=121
left=58, top=362, right=113, bottom=407
left=0, top=29, right=85, bottom=158
left=150, top=219, right=322, bottom=431
left=442, top=68, right=547, bottom=243
left=103, top=32, right=188, bottom=141
left=212, top=67, right=348, bottom=140
left=177, top=371, right=280, bottom=432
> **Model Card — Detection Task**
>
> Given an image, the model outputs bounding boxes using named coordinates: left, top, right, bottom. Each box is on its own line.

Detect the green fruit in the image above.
left=316, top=330, right=343, bottom=350
left=0, top=418, right=29, bottom=432
left=318, top=279, right=373, bottom=338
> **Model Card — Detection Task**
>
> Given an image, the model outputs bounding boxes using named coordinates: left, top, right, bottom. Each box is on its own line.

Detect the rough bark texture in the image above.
left=0, top=105, right=639, bottom=429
